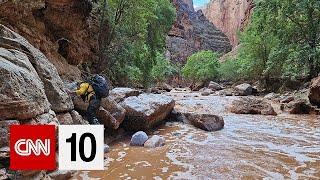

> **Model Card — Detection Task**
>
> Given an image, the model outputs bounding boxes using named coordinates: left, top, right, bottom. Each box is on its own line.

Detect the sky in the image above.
left=193, top=0, right=210, bottom=8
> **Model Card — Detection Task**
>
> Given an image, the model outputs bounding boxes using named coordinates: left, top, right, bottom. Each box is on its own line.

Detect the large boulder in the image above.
left=109, top=87, right=141, bottom=103
left=230, top=97, right=277, bottom=115
left=284, top=99, right=317, bottom=114
left=0, top=25, right=73, bottom=113
left=234, top=83, right=253, bottom=96
left=73, top=96, right=125, bottom=129
left=309, top=76, right=320, bottom=107
left=183, top=113, right=224, bottom=131
left=0, top=47, right=50, bottom=120
left=121, top=94, right=175, bottom=131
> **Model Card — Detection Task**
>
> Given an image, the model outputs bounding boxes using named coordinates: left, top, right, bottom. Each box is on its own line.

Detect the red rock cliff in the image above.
left=203, top=0, right=254, bottom=47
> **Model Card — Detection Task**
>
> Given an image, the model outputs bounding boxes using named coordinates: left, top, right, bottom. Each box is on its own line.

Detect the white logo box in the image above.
left=58, top=125, right=104, bottom=170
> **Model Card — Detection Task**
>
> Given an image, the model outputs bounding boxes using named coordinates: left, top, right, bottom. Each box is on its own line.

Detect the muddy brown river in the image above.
left=74, top=92, right=320, bottom=179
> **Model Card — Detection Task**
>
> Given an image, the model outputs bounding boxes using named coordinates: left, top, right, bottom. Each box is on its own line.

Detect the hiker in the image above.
left=67, top=75, right=109, bottom=124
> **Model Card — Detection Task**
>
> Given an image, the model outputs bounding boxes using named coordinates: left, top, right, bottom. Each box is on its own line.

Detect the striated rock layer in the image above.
left=166, top=0, right=232, bottom=64
left=203, top=0, right=254, bottom=47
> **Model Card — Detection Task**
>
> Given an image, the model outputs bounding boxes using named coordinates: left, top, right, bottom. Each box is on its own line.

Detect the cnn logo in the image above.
left=14, top=139, right=50, bottom=156
left=10, top=125, right=56, bottom=170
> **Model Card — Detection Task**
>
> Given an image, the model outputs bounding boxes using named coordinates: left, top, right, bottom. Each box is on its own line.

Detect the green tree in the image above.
left=97, top=0, right=176, bottom=87
left=182, top=51, right=220, bottom=83
left=236, top=0, right=320, bottom=83
left=151, top=53, right=178, bottom=83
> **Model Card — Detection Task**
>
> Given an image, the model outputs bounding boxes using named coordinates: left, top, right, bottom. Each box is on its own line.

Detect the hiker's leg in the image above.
left=87, top=95, right=101, bottom=124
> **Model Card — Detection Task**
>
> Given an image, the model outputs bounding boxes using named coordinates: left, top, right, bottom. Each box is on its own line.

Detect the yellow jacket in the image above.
left=76, top=82, right=95, bottom=102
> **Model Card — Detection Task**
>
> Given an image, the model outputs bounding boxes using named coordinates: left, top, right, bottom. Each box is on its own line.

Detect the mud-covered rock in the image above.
left=230, top=97, right=277, bottom=115
left=144, top=135, right=165, bottom=148
left=183, top=113, right=224, bottom=131
left=130, top=131, right=148, bottom=146
left=109, top=88, right=141, bottom=103
left=0, top=120, right=20, bottom=148
left=121, top=94, right=175, bottom=131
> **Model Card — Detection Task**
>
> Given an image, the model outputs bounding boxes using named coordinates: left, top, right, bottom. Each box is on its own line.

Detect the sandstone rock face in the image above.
left=0, top=47, right=50, bottom=120
left=0, top=0, right=97, bottom=80
left=203, top=0, right=254, bottom=47
left=121, top=94, right=175, bottom=131
left=144, top=135, right=165, bottom=148
left=309, top=76, right=320, bottom=107
left=184, top=113, right=224, bottom=131
left=73, top=96, right=125, bottom=129
left=109, top=88, right=141, bottom=103
left=230, top=97, right=277, bottom=115
left=0, top=25, right=73, bottom=113
left=167, top=0, right=232, bottom=64
left=130, top=131, right=148, bottom=146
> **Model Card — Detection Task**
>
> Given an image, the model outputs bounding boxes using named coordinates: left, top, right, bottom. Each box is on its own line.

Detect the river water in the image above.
left=75, top=92, right=320, bottom=179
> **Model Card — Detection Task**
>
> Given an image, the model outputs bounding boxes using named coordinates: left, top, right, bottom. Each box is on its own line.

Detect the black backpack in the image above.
left=88, top=75, right=109, bottom=98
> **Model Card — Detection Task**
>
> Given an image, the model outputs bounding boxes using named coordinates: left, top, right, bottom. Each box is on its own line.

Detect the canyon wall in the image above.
left=203, top=0, right=254, bottom=47
left=0, top=0, right=100, bottom=80
left=166, top=0, right=232, bottom=65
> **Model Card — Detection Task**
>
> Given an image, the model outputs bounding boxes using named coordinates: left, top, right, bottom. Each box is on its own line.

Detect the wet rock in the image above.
left=183, top=113, right=224, bottom=131
left=167, top=109, right=184, bottom=122
left=73, top=97, right=125, bottom=129
left=109, top=87, right=141, bottom=103
left=284, top=99, right=316, bottom=114
left=46, top=170, right=74, bottom=180
left=0, top=25, right=73, bottom=113
left=121, top=94, right=175, bottom=131
left=70, top=110, right=88, bottom=125
left=208, top=81, right=224, bottom=91
left=0, top=47, right=50, bottom=120
left=234, top=83, right=252, bottom=96
left=130, top=131, right=148, bottom=146
left=0, top=120, right=20, bottom=148
left=56, top=112, right=73, bottom=125
left=309, top=76, right=320, bottom=107
left=230, top=97, right=277, bottom=115
left=144, top=135, right=165, bottom=148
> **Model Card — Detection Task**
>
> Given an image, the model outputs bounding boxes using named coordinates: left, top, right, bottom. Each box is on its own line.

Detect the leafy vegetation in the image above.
left=220, top=0, right=320, bottom=85
left=151, top=53, right=178, bottom=84
left=182, top=51, right=220, bottom=83
left=97, top=0, right=176, bottom=87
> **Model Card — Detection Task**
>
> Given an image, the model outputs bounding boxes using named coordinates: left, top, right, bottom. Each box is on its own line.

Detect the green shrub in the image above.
left=218, top=58, right=241, bottom=81
left=182, top=51, right=220, bottom=83
left=151, top=53, right=178, bottom=83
